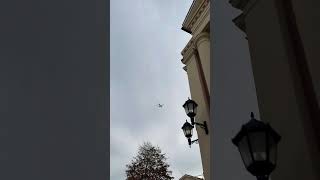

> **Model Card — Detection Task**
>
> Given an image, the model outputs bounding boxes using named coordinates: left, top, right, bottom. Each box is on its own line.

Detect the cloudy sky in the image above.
left=110, top=0, right=203, bottom=179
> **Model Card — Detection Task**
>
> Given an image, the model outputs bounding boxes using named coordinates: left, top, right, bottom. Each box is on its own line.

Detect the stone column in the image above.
left=192, top=29, right=210, bottom=180
left=194, top=32, right=211, bottom=93
left=182, top=38, right=210, bottom=180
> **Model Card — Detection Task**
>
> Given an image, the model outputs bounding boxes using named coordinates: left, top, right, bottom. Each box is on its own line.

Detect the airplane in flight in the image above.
left=157, top=104, right=164, bottom=108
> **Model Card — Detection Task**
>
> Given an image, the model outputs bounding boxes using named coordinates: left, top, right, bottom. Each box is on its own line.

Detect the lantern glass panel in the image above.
left=183, top=105, right=189, bottom=115
left=238, top=136, right=253, bottom=167
left=182, top=122, right=194, bottom=138
left=183, top=100, right=197, bottom=117
left=183, top=128, right=193, bottom=138
left=191, top=102, right=197, bottom=115
left=248, top=131, right=267, bottom=162
left=268, top=133, right=278, bottom=165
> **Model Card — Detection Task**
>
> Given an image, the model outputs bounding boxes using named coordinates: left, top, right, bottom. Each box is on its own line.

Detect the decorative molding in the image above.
left=189, top=0, right=209, bottom=32
left=182, top=0, right=209, bottom=34
left=182, top=0, right=199, bottom=27
left=181, top=38, right=194, bottom=56
left=181, top=47, right=196, bottom=66
left=183, top=65, right=188, bottom=72
left=194, top=32, right=210, bottom=47
left=191, top=4, right=210, bottom=36
left=181, top=38, right=196, bottom=65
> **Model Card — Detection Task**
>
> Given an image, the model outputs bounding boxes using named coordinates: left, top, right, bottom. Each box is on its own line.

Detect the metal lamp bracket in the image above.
left=194, top=121, right=209, bottom=134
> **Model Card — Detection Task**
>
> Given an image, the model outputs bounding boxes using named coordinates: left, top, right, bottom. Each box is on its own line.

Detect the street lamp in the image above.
left=232, top=112, right=281, bottom=180
left=181, top=98, right=208, bottom=147
left=183, top=98, right=198, bottom=124
left=181, top=120, right=198, bottom=148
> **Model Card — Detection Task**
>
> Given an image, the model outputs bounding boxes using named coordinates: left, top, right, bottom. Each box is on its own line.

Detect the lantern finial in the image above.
left=250, top=112, right=255, bottom=119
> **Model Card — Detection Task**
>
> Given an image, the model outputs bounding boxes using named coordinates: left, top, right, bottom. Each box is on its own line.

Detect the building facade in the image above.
left=229, top=0, right=320, bottom=179
left=182, top=0, right=320, bottom=180
left=180, top=0, right=210, bottom=179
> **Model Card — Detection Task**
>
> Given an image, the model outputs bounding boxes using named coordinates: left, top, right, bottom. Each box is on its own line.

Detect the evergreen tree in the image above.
left=125, top=142, right=174, bottom=180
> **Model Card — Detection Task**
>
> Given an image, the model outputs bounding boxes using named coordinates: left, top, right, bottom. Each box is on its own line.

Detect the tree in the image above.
left=125, top=142, right=174, bottom=180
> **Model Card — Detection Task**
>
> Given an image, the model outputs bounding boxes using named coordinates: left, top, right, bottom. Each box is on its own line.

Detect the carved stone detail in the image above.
left=194, top=32, right=210, bottom=47
left=182, top=0, right=210, bottom=34
left=189, top=0, right=209, bottom=30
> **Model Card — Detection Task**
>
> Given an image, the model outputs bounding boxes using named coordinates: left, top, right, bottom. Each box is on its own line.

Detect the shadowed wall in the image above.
left=0, top=0, right=108, bottom=179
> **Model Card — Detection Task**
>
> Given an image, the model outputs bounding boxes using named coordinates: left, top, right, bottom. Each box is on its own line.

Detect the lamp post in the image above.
left=181, top=98, right=208, bottom=147
left=232, top=112, right=281, bottom=180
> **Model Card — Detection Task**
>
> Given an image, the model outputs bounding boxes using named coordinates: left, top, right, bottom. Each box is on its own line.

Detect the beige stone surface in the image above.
left=180, top=1, right=211, bottom=179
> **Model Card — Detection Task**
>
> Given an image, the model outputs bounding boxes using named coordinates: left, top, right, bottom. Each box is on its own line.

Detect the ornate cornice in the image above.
left=192, top=4, right=210, bottom=36
left=182, top=0, right=209, bottom=34
left=181, top=39, right=196, bottom=65
left=189, top=0, right=209, bottom=33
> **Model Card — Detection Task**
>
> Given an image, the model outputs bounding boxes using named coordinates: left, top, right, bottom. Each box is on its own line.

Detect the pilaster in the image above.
left=194, top=32, right=210, bottom=92
left=181, top=32, right=210, bottom=180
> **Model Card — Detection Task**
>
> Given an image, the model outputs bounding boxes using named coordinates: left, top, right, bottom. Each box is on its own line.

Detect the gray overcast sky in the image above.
left=110, top=0, right=203, bottom=179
